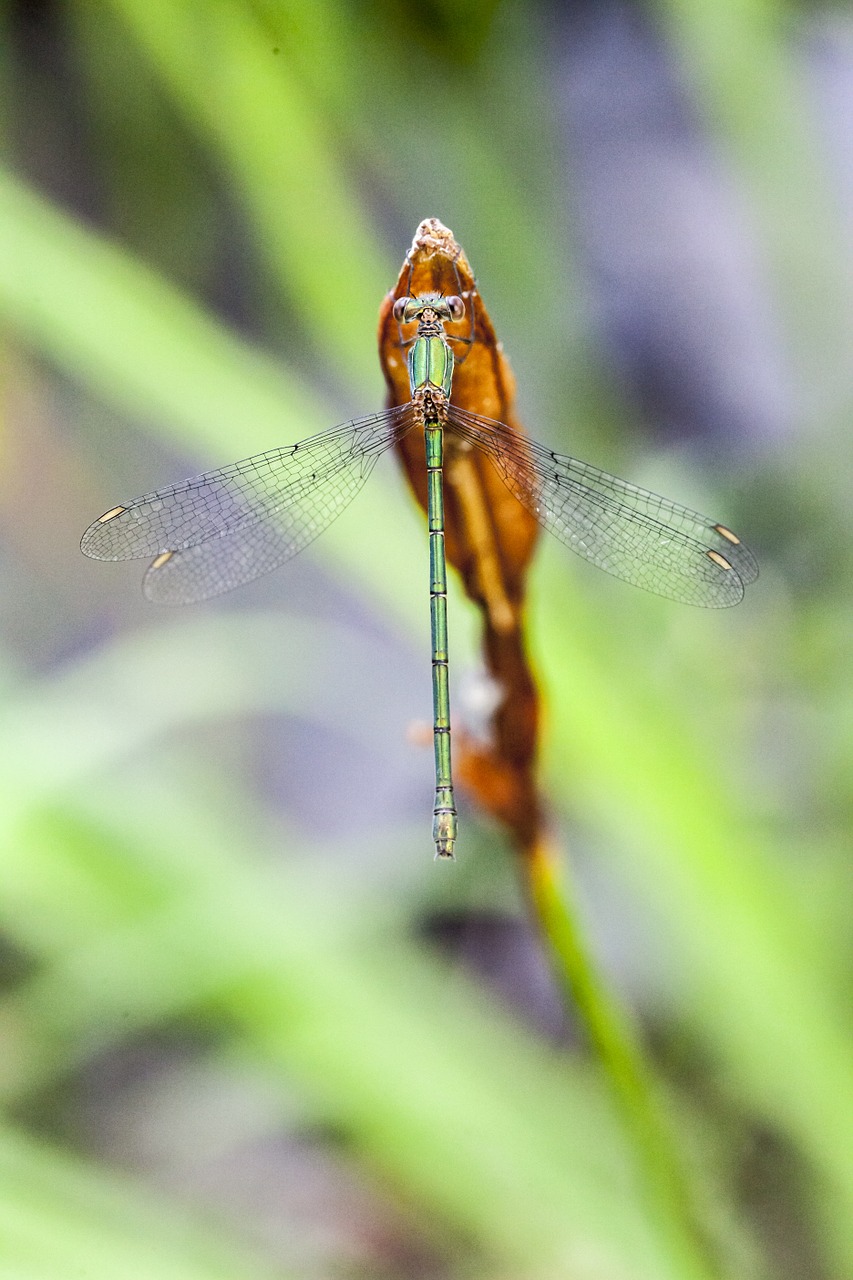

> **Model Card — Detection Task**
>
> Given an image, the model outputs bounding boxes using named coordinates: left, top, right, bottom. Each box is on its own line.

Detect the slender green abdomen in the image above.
left=424, top=418, right=457, bottom=858
left=408, top=336, right=454, bottom=397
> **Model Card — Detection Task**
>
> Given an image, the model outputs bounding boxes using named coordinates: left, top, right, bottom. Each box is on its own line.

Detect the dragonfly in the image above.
left=82, top=292, right=758, bottom=860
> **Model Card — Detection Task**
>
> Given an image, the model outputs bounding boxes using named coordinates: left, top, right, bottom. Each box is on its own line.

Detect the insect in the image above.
left=82, top=287, right=757, bottom=860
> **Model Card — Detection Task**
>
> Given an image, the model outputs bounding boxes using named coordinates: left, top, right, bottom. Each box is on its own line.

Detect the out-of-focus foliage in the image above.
left=0, top=1, right=851, bottom=1277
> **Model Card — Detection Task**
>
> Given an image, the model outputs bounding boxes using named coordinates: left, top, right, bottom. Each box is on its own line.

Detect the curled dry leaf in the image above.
left=378, top=219, right=544, bottom=855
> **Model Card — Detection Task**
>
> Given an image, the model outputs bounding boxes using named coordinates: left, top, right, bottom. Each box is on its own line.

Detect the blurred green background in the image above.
left=1, top=1, right=852, bottom=1277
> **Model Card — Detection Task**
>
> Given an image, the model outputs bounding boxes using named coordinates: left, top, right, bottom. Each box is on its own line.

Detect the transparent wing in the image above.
left=82, top=404, right=416, bottom=603
left=447, top=405, right=758, bottom=607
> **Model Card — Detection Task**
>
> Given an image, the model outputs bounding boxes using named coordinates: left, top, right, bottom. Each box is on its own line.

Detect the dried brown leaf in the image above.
left=378, top=220, right=545, bottom=853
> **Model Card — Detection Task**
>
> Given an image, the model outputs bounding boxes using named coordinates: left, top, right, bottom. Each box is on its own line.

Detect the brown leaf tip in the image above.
left=410, top=218, right=461, bottom=263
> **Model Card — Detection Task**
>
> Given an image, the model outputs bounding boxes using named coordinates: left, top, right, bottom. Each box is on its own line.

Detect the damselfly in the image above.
left=82, top=288, right=757, bottom=859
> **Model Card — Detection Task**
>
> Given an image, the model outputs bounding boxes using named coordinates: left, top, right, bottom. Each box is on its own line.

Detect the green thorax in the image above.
left=408, top=334, right=454, bottom=398
left=393, top=293, right=464, bottom=401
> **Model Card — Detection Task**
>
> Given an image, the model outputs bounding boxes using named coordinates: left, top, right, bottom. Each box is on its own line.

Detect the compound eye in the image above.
left=393, top=296, right=413, bottom=323
left=446, top=295, right=465, bottom=322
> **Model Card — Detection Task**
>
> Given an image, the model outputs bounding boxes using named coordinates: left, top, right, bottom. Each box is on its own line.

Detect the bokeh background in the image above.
left=1, top=1, right=852, bottom=1277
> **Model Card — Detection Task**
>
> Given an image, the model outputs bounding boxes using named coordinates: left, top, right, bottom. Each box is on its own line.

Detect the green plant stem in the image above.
left=525, top=838, right=724, bottom=1280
